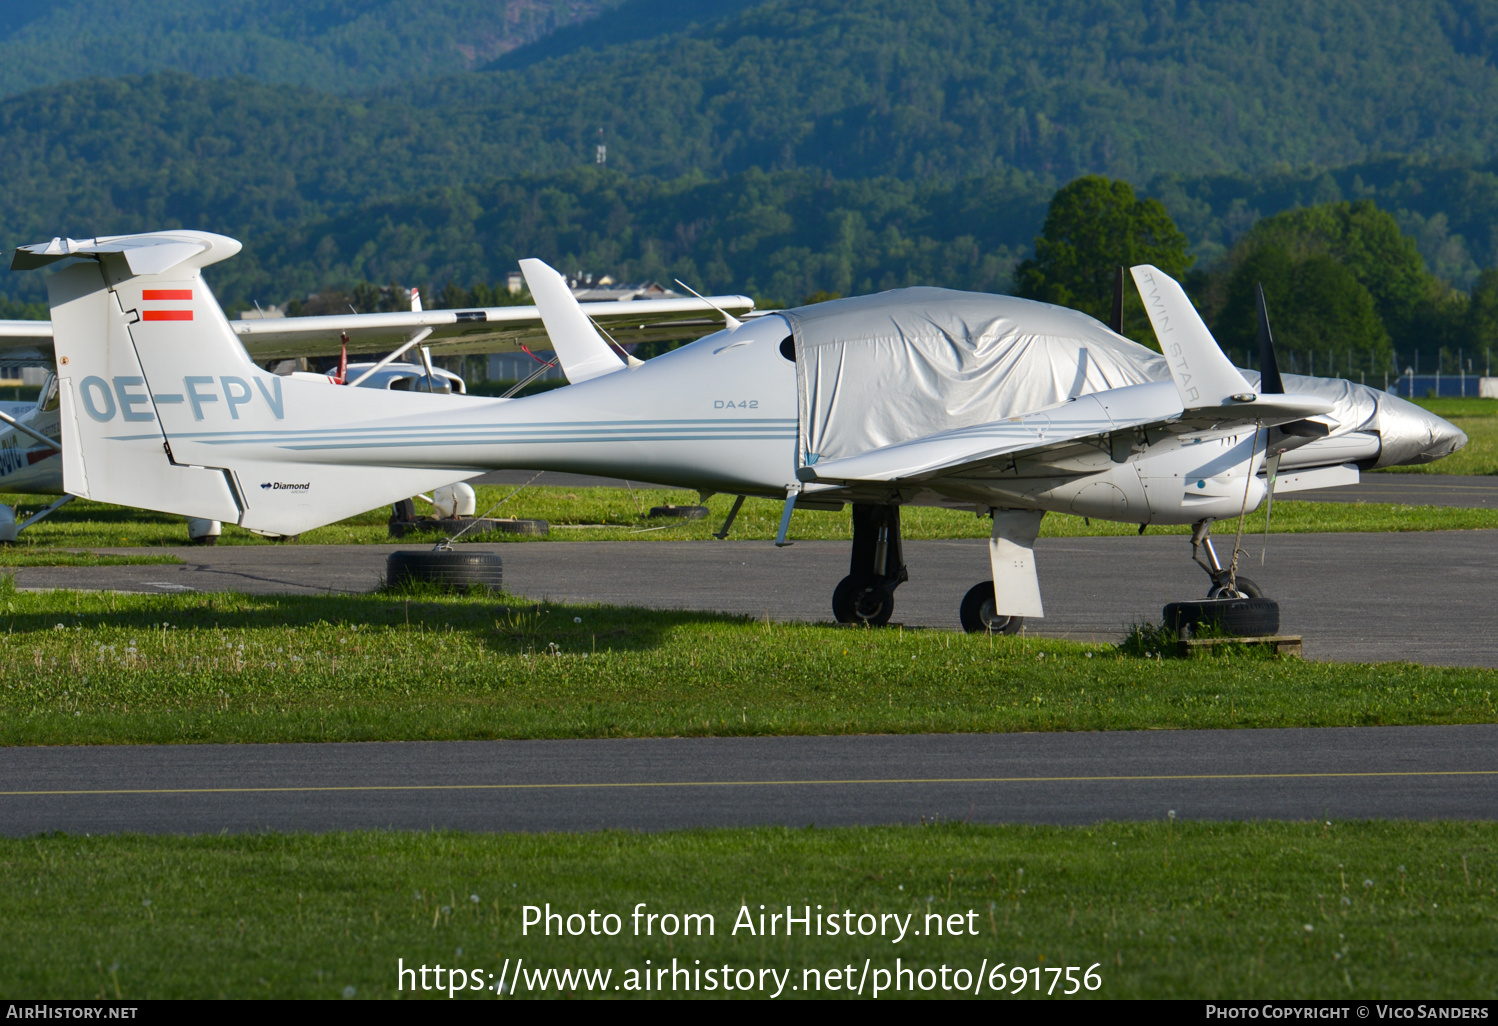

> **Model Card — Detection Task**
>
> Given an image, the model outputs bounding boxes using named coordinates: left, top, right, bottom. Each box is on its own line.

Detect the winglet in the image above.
left=1131, top=264, right=1252, bottom=408
left=519, top=258, right=629, bottom=383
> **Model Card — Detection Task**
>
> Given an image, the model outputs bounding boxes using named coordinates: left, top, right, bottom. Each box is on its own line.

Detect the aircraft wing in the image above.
left=0, top=297, right=755, bottom=365
left=232, top=296, right=754, bottom=361
left=799, top=380, right=1335, bottom=487
left=0, top=319, right=55, bottom=363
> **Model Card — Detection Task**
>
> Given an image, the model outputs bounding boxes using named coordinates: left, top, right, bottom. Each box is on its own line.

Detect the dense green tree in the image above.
left=1465, top=268, right=1498, bottom=372
left=1235, top=201, right=1436, bottom=342
left=211, top=167, right=1048, bottom=312
left=1013, top=176, right=1192, bottom=339
left=1214, top=245, right=1392, bottom=375
left=1199, top=200, right=1465, bottom=374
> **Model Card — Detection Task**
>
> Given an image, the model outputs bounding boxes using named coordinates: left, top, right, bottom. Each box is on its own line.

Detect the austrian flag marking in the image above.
left=141, top=288, right=193, bottom=321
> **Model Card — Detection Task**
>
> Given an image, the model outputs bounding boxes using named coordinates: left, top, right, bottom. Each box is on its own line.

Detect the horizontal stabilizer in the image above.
left=12, top=231, right=239, bottom=276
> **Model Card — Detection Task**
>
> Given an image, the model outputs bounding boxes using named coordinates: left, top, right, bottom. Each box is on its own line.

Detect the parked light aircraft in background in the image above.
left=0, top=240, right=751, bottom=541
left=20, top=231, right=1465, bottom=630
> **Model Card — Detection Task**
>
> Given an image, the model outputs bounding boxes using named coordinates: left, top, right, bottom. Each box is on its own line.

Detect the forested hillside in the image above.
left=5, top=0, right=1498, bottom=263
left=0, top=0, right=623, bottom=98
left=209, top=167, right=1049, bottom=309
left=4, top=0, right=1498, bottom=380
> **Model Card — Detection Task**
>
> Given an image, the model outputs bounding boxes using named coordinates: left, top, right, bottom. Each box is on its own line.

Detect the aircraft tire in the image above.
left=386, top=550, right=503, bottom=593
left=832, top=575, right=895, bottom=627
left=1163, top=597, right=1280, bottom=637
left=1207, top=576, right=1263, bottom=599
left=648, top=504, right=709, bottom=519
left=959, top=581, right=1023, bottom=635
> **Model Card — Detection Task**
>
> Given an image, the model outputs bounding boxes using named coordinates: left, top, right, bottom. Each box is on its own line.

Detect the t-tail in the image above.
left=16, top=231, right=483, bottom=536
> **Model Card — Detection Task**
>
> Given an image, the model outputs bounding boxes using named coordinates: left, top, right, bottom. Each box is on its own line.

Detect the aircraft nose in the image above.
left=1374, top=395, right=1468, bottom=468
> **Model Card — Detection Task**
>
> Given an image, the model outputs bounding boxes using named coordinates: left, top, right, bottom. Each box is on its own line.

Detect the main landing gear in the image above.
left=831, top=504, right=909, bottom=626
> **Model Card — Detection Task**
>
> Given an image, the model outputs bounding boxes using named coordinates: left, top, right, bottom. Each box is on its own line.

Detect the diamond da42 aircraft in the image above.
left=19, top=230, right=1465, bottom=631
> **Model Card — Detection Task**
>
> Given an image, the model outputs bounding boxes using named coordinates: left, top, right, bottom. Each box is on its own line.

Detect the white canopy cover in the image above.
left=782, top=287, right=1167, bottom=468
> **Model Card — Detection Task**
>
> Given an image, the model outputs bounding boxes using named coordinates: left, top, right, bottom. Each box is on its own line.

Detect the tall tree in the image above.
left=1214, top=244, right=1391, bottom=374
left=1203, top=199, right=1453, bottom=373
left=1013, top=176, right=1193, bottom=340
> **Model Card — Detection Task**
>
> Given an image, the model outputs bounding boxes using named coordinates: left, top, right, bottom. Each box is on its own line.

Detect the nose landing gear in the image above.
left=1168, top=518, right=1281, bottom=637
left=1189, top=518, right=1262, bottom=598
left=831, top=504, right=908, bottom=626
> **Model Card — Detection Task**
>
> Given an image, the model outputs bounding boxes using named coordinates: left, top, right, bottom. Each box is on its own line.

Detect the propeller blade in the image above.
left=1261, top=449, right=1282, bottom=565
left=1255, top=283, right=1285, bottom=394
left=1110, top=265, right=1124, bottom=335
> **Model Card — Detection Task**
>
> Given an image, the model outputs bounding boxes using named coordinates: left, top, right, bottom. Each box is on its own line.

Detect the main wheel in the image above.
left=1207, top=575, right=1263, bottom=599
left=1164, top=596, right=1279, bottom=637
left=648, top=504, right=709, bottom=520
left=831, top=575, right=895, bottom=626
left=959, top=581, right=1023, bottom=635
left=386, top=550, right=503, bottom=592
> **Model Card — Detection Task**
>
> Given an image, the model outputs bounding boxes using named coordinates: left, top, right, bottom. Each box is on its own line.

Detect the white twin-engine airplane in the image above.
left=20, top=230, right=1465, bottom=631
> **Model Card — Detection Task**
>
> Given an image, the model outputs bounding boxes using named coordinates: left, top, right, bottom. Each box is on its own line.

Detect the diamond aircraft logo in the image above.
left=261, top=482, right=311, bottom=491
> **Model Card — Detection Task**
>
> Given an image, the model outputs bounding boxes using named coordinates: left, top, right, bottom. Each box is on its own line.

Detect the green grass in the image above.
left=2, top=486, right=1495, bottom=550
left=1, top=583, right=1494, bottom=746
left=1379, top=397, right=1498, bottom=476
left=0, top=550, right=180, bottom=567
left=2, top=822, right=1493, bottom=999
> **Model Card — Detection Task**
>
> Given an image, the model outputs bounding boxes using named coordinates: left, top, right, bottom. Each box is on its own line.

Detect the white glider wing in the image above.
left=0, top=319, right=55, bottom=363
left=9, top=236, right=754, bottom=364
left=230, top=293, right=753, bottom=362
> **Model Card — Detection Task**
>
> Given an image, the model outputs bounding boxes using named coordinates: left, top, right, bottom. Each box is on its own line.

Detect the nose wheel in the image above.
left=1170, top=518, right=1281, bottom=636
left=1191, top=518, right=1264, bottom=598
left=959, top=581, right=1023, bottom=634
left=831, top=504, right=908, bottom=626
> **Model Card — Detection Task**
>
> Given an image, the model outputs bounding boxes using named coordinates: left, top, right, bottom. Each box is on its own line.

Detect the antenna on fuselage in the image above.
left=674, top=279, right=743, bottom=331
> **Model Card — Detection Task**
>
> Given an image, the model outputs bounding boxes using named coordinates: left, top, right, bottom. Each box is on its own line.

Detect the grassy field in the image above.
left=1, top=583, right=1493, bottom=746
left=0, top=487, right=1494, bottom=550
left=0, top=550, right=180, bottom=567
left=2, top=822, right=1492, bottom=999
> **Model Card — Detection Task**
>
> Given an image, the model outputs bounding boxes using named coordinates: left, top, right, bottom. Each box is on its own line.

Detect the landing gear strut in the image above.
left=1189, top=518, right=1262, bottom=598
left=831, top=504, right=908, bottom=626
